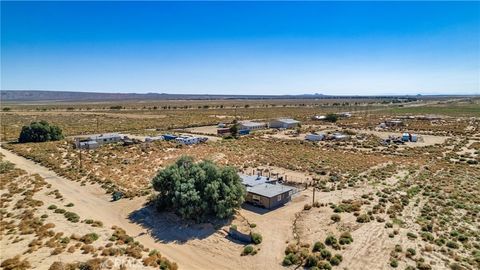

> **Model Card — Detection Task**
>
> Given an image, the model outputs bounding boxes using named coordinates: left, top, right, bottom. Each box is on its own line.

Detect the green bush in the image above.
left=48, top=205, right=57, bottom=210
left=80, top=233, right=99, bottom=244
left=65, top=203, right=74, bottom=207
left=330, top=254, right=342, bottom=266
left=390, top=258, right=398, bottom=268
left=446, top=241, right=459, bottom=249
left=312, top=241, right=325, bottom=252
left=325, top=235, right=338, bottom=246
left=356, top=214, right=371, bottom=223
left=317, top=261, right=332, bottom=270
left=251, top=233, right=262, bottom=245
left=339, top=232, right=353, bottom=245
left=64, top=212, right=80, bottom=223
left=152, top=156, right=245, bottom=222
left=18, top=121, right=64, bottom=143
left=304, top=254, right=318, bottom=268
left=330, top=214, right=341, bottom=223
left=282, top=253, right=300, bottom=266
left=320, top=249, right=332, bottom=260
left=54, top=208, right=66, bottom=214
left=241, top=245, right=254, bottom=256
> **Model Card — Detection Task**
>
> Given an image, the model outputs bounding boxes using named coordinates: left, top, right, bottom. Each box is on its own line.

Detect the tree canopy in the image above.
left=18, top=121, right=64, bottom=143
left=152, top=156, right=245, bottom=222
left=325, top=113, right=338, bottom=123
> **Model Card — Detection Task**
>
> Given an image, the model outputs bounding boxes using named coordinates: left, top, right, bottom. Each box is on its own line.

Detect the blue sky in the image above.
left=1, top=1, right=479, bottom=95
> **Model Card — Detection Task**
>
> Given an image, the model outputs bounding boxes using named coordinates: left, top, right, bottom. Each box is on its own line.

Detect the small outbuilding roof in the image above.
left=239, top=174, right=274, bottom=187
left=239, top=121, right=266, bottom=127
left=247, top=184, right=294, bottom=198
left=274, top=118, right=300, bottom=124
left=88, top=133, right=121, bottom=140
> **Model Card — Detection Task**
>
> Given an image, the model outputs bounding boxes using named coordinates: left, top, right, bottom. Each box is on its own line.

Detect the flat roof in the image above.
left=239, top=121, right=266, bottom=127
left=274, top=118, right=300, bottom=124
left=239, top=174, right=274, bottom=187
left=89, top=133, right=121, bottom=139
left=247, top=184, right=294, bottom=198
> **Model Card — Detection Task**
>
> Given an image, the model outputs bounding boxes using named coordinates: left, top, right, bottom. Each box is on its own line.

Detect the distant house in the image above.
left=239, top=174, right=294, bottom=209
left=162, top=134, right=178, bottom=141
left=217, top=128, right=231, bottom=136
left=306, top=133, right=325, bottom=141
left=337, top=112, right=352, bottom=118
left=238, top=121, right=267, bottom=131
left=175, top=135, right=208, bottom=145
left=77, top=140, right=99, bottom=149
left=74, top=133, right=122, bottom=149
left=269, top=118, right=300, bottom=129
left=89, top=133, right=122, bottom=145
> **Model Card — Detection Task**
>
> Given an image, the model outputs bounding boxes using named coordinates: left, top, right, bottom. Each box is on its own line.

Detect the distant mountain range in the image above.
left=0, top=90, right=474, bottom=102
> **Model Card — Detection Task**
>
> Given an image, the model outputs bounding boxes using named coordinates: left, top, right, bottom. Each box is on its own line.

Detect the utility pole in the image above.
left=312, top=177, right=319, bottom=205
left=96, top=117, right=99, bottom=133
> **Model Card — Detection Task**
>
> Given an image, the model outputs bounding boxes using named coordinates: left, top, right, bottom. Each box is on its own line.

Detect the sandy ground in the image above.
left=0, top=147, right=237, bottom=270
left=266, top=128, right=448, bottom=148
left=0, top=147, right=310, bottom=270
left=184, top=125, right=221, bottom=135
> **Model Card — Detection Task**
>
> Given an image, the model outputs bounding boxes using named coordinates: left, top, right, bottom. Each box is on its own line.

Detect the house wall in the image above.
left=245, top=190, right=292, bottom=209
left=270, top=120, right=298, bottom=129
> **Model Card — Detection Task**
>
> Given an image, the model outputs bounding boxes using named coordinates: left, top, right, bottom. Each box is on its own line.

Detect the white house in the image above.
left=269, top=118, right=300, bottom=129
left=238, top=121, right=267, bottom=131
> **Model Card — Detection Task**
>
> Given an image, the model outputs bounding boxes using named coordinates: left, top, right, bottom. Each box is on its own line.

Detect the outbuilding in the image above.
left=245, top=184, right=294, bottom=209
left=269, top=118, right=300, bottom=129
left=306, top=133, right=325, bottom=141
left=238, top=121, right=267, bottom=131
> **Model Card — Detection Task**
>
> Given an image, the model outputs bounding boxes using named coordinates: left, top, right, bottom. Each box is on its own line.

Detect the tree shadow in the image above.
left=128, top=202, right=230, bottom=244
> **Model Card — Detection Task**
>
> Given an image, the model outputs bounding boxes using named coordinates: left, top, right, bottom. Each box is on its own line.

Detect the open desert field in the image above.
left=1, top=96, right=478, bottom=270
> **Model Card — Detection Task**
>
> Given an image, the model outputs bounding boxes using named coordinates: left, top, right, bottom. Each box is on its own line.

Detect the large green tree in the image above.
left=18, top=121, right=64, bottom=143
left=152, top=156, right=245, bottom=222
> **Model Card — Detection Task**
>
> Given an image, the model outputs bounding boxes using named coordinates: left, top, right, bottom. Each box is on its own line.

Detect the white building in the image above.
left=238, top=121, right=267, bottom=131
left=269, top=118, right=300, bottom=129
left=306, top=133, right=325, bottom=141
left=75, top=133, right=122, bottom=149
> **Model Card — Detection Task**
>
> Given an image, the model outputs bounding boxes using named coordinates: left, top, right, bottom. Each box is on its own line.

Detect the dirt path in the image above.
left=0, top=147, right=241, bottom=270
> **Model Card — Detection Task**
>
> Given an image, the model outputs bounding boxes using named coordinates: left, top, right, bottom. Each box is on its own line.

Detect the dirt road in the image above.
left=0, top=147, right=243, bottom=270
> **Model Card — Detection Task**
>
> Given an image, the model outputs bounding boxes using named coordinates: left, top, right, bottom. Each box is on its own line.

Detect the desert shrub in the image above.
left=416, top=262, right=432, bottom=270
left=331, top=254, right=342, bottom=266
left=320, top=249, right=332, bottom=260
left=54, top=208, right=66, bottom=214
left=390, top=258, right=398, bottom=268
left=282, top=253, right=300, bottom=266
left=48, top=205, right=57, bottom=210
left=446, top=241, right=459, bottom=249
left=317, top=261, right=332, bottom=270
left=64, top=212, right=80, bottom=223
left=356, top=213, right=371, bottom=223
left=330, top=214, right=341, bottom=223
left=65, top=203, right=74, bottom=207
left=304, top=254, right=318, bottom=267
left=18, top=121, right=63, bottom=143
left=313, top=241, right=326, bottom=252
left=304, top=204, right=312, bottom=210
left=242, top=245, right=255, bottom=256
left=325, top=113, right=338, bottom=123
left=80, top=233, right=99, bottom=244
left=0, top=161, right=15, bottom=174
left=152, top=156, right=245, bottom=222
left=285, top=243, right=298, bottom=255
left=325, top=235, right=338, bottom=246
left=339, top=232, right=353, bottom=245
left=249, top=223, right=257, bottom=228
left=0, top=256, right=30, bottom=270
left=406, top=248, right=416, bottom=258
left=407, top=232, right=417, bottom=239
left=251, top=232, right=262, bottom=244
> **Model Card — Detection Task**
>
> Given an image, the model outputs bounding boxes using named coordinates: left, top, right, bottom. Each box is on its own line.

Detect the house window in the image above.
left=277, top=195, right=282, bottom=201
left=252, top=194, right=260, bottom=201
